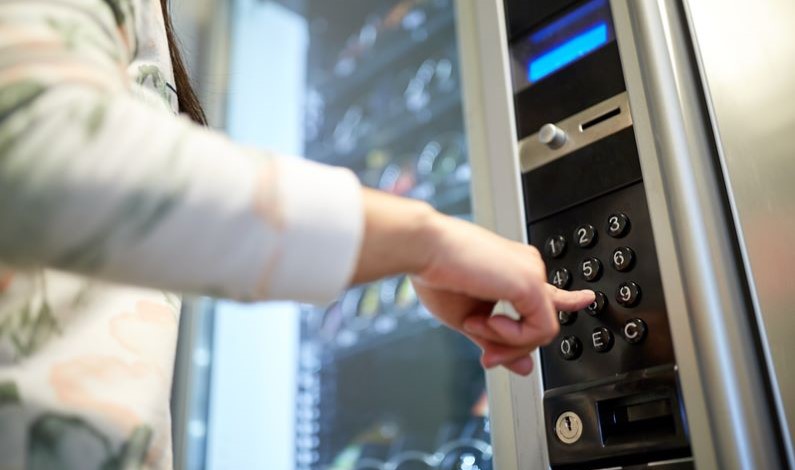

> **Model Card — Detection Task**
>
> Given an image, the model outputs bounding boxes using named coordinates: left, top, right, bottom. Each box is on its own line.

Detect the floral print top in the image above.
left=0, top=1, right=364, bottom=469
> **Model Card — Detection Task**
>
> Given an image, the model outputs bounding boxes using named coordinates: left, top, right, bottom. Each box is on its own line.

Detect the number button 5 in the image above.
left=574, top=224, right=597, bottom=248
left=579, top=258, right=602, bottom=282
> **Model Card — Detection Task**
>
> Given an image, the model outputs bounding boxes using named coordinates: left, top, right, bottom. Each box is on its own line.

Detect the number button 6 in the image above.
left=612, top=247, right=635, bottom=272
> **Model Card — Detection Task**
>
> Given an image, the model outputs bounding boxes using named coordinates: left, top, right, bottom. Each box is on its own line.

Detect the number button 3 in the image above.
left=607, top=213, right=631, bottom=238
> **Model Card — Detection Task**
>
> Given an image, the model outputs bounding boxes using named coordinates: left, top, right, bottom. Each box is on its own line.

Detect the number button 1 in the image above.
left=616, top=281, right=642, bottom=307
left=550, top=268, right=572, bottom=290
left=574, top=224, right=597, bottom=248
left=545, top=235, right=567, bottom=259
left=580, top=258, right=602, bottom=282
left=607, top=213, right=631, bottom=238
left=612, top=247, right=635, bottom=272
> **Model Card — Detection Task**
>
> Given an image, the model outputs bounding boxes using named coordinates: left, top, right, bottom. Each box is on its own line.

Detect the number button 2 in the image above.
left=580, top=258, right=602, bottom=282
left=550, top=268, right=572, bottom=290
left=607, top=213, right=631, bottom=238
left=574, top=224, right=597, bottom=248
left=612, top=247, right=635, bottom=272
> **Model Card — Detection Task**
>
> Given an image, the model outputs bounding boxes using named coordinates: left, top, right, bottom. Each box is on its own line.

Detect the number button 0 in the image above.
left=574, top=224, right=597, bottom=248
left=607, top=213, right=631, bottom=238
left=612, top=247, right=635, bottom=272
left=616, top=281, right=642, bottom=307
left=545, top=235, right=567, bottom=259
left=580, top=258, right=602, bottom=282
left=559, top=336, right=582, bottom=361
left=550, top=268, right=572, bottom=290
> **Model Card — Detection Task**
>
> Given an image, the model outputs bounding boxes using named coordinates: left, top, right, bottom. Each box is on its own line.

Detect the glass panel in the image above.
left=296, top=1, right=490, bottom=470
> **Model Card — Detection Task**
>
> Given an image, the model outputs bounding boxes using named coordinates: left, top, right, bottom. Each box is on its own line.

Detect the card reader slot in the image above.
left=598, top=393, right=677, bottom=446
left=581, top=106, right=622, bottom=131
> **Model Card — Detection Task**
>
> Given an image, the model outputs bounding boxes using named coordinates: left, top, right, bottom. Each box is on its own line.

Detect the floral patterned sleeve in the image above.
left=0, top=0, right=364, bottom=304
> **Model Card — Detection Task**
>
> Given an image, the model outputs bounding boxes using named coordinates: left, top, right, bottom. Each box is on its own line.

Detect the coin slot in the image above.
left=580, top=106, right=622, bottom=132
left=597, top=393, right=676, bottom=446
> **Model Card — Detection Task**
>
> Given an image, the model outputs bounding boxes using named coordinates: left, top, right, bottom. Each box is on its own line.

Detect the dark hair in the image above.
left=161, top=0, right=208, bottom=126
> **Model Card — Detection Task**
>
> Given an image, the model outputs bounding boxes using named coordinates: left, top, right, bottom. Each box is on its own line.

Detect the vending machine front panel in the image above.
left=504, top=0, right=692, bottom=467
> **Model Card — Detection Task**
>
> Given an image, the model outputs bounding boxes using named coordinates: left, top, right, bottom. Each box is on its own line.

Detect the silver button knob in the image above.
left=539, top=123, right=567, bottom=149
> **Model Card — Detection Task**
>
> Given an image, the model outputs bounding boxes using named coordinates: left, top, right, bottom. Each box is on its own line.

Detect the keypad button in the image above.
left=591, top=327, right=614, bottom=353
left=616, top=281, right=642, bottom=308
left=574, top=224, right=597, bottom=248
left=580, top=257, right=603, bottom=282
left=607, top=213, right=631, bottom=238
left=612, top=247, right=635, bottom=272
left=623, top=318, right=647, bottom=344
left=559, top=336, right=582, bottom=361
left=550, top=268, right=572, bottom=290
left=586, top=291, right=607, bottom=316
left=545, top=235, right=567, bottom=259
left=558, top=311, right=577, bottom=326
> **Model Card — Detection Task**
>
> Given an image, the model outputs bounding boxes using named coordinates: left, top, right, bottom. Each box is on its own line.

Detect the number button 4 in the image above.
left=574, top=224, right=597, bottom=248
left=550, top=268, right=572, bottom=290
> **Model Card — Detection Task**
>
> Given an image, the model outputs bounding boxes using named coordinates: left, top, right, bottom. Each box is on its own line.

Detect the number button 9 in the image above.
left=616, top=281, right=641, bottom=307
left=579, top=258, right=602, bottom=282
left=612, top=247, right=635, bottom=272
left=545, top=235, right=567, bottom=259
left=550, top=268, right=572, bottom=290
left=574, top=224, right=597, bottom=248
left=607, top=213, right=630, bottom=238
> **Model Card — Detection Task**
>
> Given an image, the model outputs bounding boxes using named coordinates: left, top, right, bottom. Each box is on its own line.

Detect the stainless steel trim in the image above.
left=613, top=1, right=784, bottom=469
left=519, top=92, right=633, bottom=173
left=456, top=1, right=548, bottom=469
left=648, top=457, right=695, bottom=467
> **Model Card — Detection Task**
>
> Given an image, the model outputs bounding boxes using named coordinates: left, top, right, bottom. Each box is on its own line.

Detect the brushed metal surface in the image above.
left=519, top=92, right=634, bottom=173
left=683, top=0, right=795, bottom=465
left=456, top=0, right=549, bottom=468
left=615, top=0, right=785, bottom=468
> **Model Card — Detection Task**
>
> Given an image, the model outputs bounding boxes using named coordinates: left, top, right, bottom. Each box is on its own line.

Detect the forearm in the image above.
left=351, top=189, right=440, bottom=284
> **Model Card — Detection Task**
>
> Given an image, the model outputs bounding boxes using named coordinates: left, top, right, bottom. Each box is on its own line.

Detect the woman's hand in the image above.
left=353, top=189, right=594, bottom=375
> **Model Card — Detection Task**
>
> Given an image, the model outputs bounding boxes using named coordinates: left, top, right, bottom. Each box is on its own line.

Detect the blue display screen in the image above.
left=528, top=22, right=609, bottom=82
left=514, top=0, right=614, bottom=88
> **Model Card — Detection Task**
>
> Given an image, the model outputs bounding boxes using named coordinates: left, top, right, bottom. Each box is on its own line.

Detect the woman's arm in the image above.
left=354, top=189, right=594, bottom=375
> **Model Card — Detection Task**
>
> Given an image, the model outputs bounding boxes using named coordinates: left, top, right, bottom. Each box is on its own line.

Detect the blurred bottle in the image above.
left=357, top=283, right=383, bottom=320
left=386, top=435, right=437, bottom=470
left=319, top=300, right=344, bottom=341
left=413, top=132, right=469, bottom=204
left=328, top=420, right=401, bottom=470
left=378, top=160, right=417, bottom=196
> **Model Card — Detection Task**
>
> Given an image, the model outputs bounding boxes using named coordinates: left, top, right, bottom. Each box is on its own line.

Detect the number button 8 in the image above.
left=574, top=224, right=597, bottom=248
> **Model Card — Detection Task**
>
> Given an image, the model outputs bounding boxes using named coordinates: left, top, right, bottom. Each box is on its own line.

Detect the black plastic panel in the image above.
left=505, top=0, right=580, bottom=40
left=523, top=127, right=642, bottom=224
left=531, top=182, right=675, bottom=389
left=514, top=43, right=626, bottom=139
left=544, top=368, right=691, bottom=469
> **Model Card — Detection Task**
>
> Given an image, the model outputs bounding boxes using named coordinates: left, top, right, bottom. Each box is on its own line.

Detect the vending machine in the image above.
left=294, top=1, right=493, bottom=469
left=456, top=0, right=795, bottom=469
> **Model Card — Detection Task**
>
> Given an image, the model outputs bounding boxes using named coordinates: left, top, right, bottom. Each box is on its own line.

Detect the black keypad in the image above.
left=607, top=212, right=631, bottom=238
left=623, top=318, right=647, bottom=344
left=591, top=327, right=614, bottom=353
left=559, top=336, right=582, bottom=361
left=573, top=224, right=597, bottom=248
left=612, top=247, right=635, bottom=272
left=579, top=257, right=602, bottom=282
left=545, top=235, right=567, bottom=259
left=558, top=310, right=577, bottom=326
left=586, top=291, right=607, bottom=316
left=616, top=281, right=641, bottom=308
left=550, top=268, right=572, bottom=290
